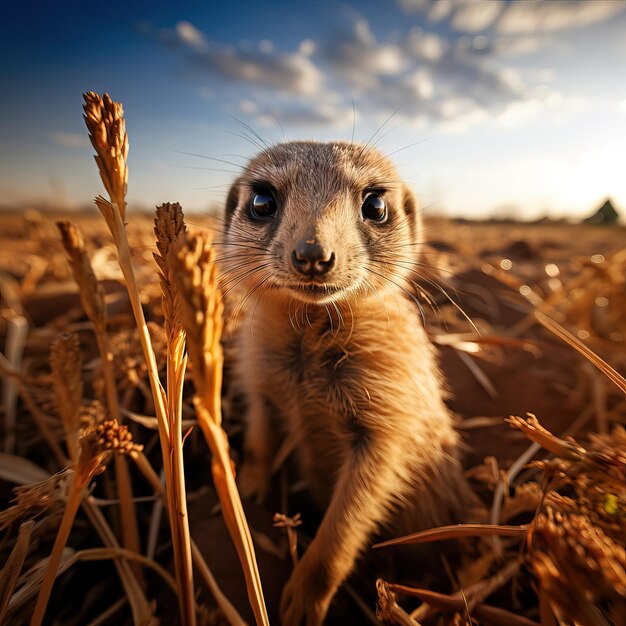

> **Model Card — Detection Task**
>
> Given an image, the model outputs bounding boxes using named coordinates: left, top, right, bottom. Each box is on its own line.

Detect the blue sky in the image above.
left=1, top=0, right=625, bottom=219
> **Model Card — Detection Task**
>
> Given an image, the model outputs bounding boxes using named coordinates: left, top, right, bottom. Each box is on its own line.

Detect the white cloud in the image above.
left=451, top=0, right=504, bottom=32
left=49, top=132, right=89, bottom=148
left=324, top=19, right=407, bottom=86
left=617, top=99, right=626, bottom=114
left=493, top=35, right=553, bottom=57
left=237, top=95, right=353, bottom=128
left=176, top=21, right=208, bottom=52
left=298, top=39, right=316, bottom=56
left=171, top=21, right=325, bottom=97
left=149, top=14, right=568, bottom=131
left=497, top=0, right=625, bottom=34
left=428, top=0, right=454, bottom=22
left=406, top=27, right=447, bottom=61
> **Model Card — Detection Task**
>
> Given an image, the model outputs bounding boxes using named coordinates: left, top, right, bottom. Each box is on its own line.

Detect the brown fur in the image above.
left=222, top=141, right=467, bottom=625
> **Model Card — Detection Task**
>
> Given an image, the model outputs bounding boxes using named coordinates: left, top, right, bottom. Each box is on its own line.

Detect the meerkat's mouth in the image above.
left=291, top=283, right=343, bottom=294
left=277, top=281, right=348, bottom=304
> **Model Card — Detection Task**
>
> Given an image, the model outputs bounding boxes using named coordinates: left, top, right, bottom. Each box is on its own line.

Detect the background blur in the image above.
left=1, top=0, right=625, bottom=220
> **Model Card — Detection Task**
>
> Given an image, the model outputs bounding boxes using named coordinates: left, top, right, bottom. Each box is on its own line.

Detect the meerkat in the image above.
left=221, top=141, right=468, bottom=626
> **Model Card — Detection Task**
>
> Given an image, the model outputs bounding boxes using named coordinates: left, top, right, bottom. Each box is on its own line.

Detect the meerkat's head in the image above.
left=222, top=141, right=421, bottom=306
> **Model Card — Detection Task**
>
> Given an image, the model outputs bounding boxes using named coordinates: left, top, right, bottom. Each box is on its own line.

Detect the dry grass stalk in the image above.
left=30, top=422, right=116, bottom=626
left=49, top=333, right=83, bottom=462
left=83, top=91, right=128, bottom=219
left=83, top=92, right=188, bottom=619
left=153, top=201, right=196, bottom=626
left=170, top=229, right=269, bottom=626
left=56, top=222, right=107, bottom=339
left=2, top=313, right=28, bottom=454
left=57, top=219, right=141, bottom=574
left=384, top=582, right=541, bottom=626
left=376, top=579, right=422, bottom=626
left=373, top=523, right=529, bottom=549
left=79, top=496, right=156, bottom=625
left=273, top=513, right=302, bottom=567
left=26, top=420, right=156, bottom=626
left=535, top=309, right=626, bottom=395
left=131, top=449, right=247, bottom=626
left=0, top=520, right=35, bottom=623
left=506, top=414, right=586, bottom=460
left=0, top=469, right=70, bottom=531
left=411, top=559, right=522, bottom=622
left=0, top=354, right=67, bottom=466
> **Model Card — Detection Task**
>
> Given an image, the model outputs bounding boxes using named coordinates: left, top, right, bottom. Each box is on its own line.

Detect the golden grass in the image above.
left=170, top=229, right=269, bottom=626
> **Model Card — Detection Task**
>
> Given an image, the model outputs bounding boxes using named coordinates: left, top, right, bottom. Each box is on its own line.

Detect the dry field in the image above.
left=0, top=93, right=624, bottom=626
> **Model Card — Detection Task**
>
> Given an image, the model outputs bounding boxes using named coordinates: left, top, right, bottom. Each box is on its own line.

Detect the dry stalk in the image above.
left=411, top=559, right=522, bottom=622
left=373, top=523, right=529, bottom=549
left=132, top=450, right=247, bottom=626
left=376, top=579, right=422, bottom=626
left=0, top=520, right=35, bottom=623
left=83, top=91, right=187, bottom=619
left=57, top=219, right=141, bottom=574
left=535, top=310, right=626, bottom=395
left=79, top=497, right=156, bottom=625
left=153, top=201, right=196, bottom=626
left=0, top=470, right=70, bottom=531
left=49, top=333, right=83, bottom=462
left=0, top=354, right=67, bottom=467
left=30, top=423, right=115, bottom=626
left=385, top=582, right=541, bottom=626
left=170, top=229, right=269, bottom=626
left=273, top=512, right=302, bottom=567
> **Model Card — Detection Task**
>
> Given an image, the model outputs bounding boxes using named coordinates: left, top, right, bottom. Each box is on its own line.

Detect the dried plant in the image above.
left=83, top=91, right=128, bottom=219
left=57, top=219, right=140, bottom=571
left=153, top=201, right=196, bottom=626
left=30, top=422, right=117, bottom=626
left=49, top=333, right=83, bottom=462
left=273, top=513, right=302, bottom=567
left=170, top=229, right=269, bottom=626
left=0, top=469, right=71, bottom=532
left=56, top=222, right=107, bottom=338
left=0, top=521, right=35, bottom=623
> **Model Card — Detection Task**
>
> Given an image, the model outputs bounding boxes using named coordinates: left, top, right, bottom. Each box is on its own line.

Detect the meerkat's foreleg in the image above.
left=280, top=434, right=410, bottom=626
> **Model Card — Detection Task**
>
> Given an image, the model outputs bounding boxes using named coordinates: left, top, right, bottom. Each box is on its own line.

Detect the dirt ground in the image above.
left=1, top=209, right=624, bottom=625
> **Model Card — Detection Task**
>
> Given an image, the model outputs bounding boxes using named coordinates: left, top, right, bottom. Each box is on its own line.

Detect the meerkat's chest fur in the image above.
left=237, top=298, right=456, bottom=505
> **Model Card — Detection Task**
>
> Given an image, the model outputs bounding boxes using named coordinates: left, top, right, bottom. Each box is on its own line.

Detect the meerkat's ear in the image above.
left=402, top=184, right=418, bottom=217
left=402, top=184, right=422, bottom=244
left=224, top=177, right=242, bottom=228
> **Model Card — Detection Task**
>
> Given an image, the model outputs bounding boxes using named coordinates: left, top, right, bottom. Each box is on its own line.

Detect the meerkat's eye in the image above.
left=361, top=193, right=387, bottom=223
left=250, top=191, right=278, bottom=220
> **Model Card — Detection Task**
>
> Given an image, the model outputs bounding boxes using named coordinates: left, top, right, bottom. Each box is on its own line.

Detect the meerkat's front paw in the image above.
left=280, top=554, right=334, bottom=626
left=237, top=456, right=271, bottom=503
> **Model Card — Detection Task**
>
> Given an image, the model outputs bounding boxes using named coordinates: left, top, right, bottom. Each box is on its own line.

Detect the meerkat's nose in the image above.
left=292, top=239, right=336, bottom=276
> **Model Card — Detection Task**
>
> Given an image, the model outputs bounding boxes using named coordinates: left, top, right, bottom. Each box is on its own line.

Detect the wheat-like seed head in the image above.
left=83, top=92, right=128, bottom=218
left=75, top=419, right=142, bottom=485
left=0, top=469, right=72, bottom=532
left=153, top=202, right=186, bottom=343
left=506, top=413, right=586, bottom=460
left=531, top=507, right=626, bottom=617
left=49, top=333, right=83, bottom=462
left=79, top=399, right=107, bottom=428
left=169, top=229, right=223, bottom=422
left=90, top=419, right=144, bottom=459
left=57, top=221, right=107, bottom=333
